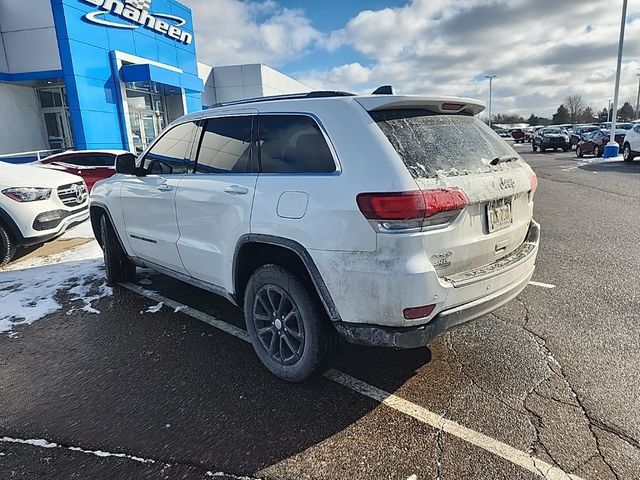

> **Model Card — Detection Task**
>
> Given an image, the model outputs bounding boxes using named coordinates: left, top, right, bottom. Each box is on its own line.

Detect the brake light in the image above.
left=441, top=102, right=465, bottom=111
left=357, top=189, right=469, bottom=232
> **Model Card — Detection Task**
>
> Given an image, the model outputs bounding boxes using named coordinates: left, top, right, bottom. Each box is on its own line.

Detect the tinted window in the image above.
left=195, top=116, right=253, bottom=174
left=635, top=125, right=640, bottom=133
left=143, top=121, right=197, bottom=175
left=371, top=110, right=515, bottom=179
left=63, top=155, right=115, bottom=167
left=259, top=115, right=335, bottom=173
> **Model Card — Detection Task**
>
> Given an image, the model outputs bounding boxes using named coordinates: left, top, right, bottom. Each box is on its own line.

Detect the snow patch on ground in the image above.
left=0, top=437, right=155, bottom=464
left=143, top=302, right=164, bottom=314
left=581, top=154, right=625, bottom=163
left=0, top=241, right=111, bottom=335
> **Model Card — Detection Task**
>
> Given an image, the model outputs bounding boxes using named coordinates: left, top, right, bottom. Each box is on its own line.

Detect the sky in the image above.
left=183, top=0, right=640, bottom=118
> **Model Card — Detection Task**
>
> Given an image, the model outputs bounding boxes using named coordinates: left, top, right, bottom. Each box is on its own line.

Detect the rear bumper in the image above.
left=334, top=265, right=532, bottom=348
left=332, top=220, right=540, bottom=348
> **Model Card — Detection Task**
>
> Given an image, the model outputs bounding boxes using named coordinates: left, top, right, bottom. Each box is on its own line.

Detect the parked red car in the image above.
left=510, top=128, right=525, bottom=143
left=576, top=130, right=626, bottom=158
left=38, top=150, right=135, bottom=191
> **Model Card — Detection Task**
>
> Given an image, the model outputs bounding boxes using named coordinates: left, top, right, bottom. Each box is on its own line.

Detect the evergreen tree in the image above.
left=552, top=104, right=570, bottom=124
left=618, top=102, right=635, bottom=122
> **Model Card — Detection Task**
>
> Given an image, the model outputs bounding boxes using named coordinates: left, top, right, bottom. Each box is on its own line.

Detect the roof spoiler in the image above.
left=357, top=95, right=486, bottom=116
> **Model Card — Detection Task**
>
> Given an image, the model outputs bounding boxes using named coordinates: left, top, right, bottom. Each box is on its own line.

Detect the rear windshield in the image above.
left=370, top=110, right=516, bottom=178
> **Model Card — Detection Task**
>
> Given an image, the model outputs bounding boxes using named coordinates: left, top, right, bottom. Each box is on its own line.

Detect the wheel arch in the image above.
left=90, top=203, right=128, bottom=254
left=0, top=207, right=24, bottom=242
left=233, top=234, right=341, bottom=322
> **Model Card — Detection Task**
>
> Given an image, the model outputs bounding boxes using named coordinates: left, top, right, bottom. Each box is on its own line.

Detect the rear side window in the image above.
left=195, top=116, right=253, bottom=174
left=65, top=155, right=115, bottom=167
left=370, top=110, right=516, bottom=178
left=143, top=121, right=197, bottom=175
left=259, top=115, right=335, bottom=173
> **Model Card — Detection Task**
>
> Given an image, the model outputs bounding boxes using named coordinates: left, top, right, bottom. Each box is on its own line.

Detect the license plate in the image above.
left=487, top=198, right=513, bottom=233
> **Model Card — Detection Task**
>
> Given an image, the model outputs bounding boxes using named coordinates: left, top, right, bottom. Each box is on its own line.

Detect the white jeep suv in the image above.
left=622, top=123, right=640, bottom=162
left=0, top=163, right=89, bottom=265
left=90, top=91, right=540, bottom=382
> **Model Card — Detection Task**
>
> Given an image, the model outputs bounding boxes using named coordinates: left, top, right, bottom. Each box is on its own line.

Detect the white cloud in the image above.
left=187, top=0, right=321, bottom=67
left=184, top=0, right=640, bottom=117
left=309, top=0, right=640, bottom=117
left=300, top=63, right=371, bottom=90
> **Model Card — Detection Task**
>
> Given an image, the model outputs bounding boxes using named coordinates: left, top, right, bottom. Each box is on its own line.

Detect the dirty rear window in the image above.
left=370, top=110, right=517, bottom=178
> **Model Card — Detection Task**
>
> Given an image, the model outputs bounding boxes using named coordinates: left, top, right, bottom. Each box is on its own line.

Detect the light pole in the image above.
left=605, top=0, right=628, bottom=158
left=485, top=75, right=498, bottom=128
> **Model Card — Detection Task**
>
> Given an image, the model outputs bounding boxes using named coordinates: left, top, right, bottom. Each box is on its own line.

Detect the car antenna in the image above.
left=372, top=85, right=394, bottom=95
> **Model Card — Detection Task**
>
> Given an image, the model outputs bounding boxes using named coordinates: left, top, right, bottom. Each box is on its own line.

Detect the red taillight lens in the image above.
left=356, top=192, right=425, bottom=220
left=357, top=189, right=469, bottom=231
left=529, top=172, right=538, bottom=193
left=403, top=304, right=436, bottom=320
left=423, top=189, right=469, bottom=217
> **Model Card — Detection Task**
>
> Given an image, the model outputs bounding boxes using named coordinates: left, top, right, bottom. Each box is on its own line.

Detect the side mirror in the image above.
left=116, top=154, right=138, bottom=175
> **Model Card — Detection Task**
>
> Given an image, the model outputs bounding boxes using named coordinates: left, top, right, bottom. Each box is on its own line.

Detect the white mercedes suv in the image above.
left=90, top=91, right=540, bottom=382
left=0, top=163, right=89, bottom=266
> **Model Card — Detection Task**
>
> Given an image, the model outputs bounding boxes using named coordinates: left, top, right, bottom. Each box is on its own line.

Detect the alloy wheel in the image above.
left=252, top=285, right=305, bottom=366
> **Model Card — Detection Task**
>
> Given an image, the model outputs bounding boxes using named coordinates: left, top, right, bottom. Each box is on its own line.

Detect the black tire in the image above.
left=623, top=144, right=635, bottom=162
left=532, top=143, right=537, bottom=152
left=0, top=223, right=17, bottom=267
left=244, top=264, right=340, bottom=382
left=576, top=145, right=584, bottom=158
left=594, top=145, right=601, bottom=158
left=100, top=215, right=135, bottom=285
left=562, top=144, right=569, bottom=152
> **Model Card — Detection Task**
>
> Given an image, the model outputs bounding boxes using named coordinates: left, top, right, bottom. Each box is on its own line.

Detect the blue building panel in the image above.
left=49, top=0, right=202, bottom=150
left=65, top=40, right=112, bottom=81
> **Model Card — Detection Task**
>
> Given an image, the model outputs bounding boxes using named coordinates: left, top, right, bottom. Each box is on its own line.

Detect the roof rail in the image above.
left=208, top=90, right=355, bottom=109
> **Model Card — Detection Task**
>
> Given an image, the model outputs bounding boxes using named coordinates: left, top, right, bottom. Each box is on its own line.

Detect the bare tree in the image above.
left=564, top=95, right=586, bottom=124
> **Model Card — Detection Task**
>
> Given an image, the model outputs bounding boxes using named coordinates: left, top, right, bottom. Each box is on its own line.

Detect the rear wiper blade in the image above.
left=490, top=155, right=519, bottom=166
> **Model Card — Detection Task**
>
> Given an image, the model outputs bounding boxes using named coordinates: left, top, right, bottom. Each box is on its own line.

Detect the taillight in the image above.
left=529, top=172, right=538, bottom=193
left=357, top=189, right=469, bottom=232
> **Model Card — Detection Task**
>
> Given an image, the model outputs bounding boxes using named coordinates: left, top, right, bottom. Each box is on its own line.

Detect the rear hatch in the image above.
left=366, top=105, right=535, bottom=280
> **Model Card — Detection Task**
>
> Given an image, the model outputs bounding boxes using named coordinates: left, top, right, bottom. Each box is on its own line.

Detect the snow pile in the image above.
left=582, top=154, right=625, bottom=163
left=0, top=241, right=111, bottom=335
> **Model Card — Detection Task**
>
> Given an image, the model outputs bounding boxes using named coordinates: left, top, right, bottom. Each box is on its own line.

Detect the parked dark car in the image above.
left=533, top=127, right=570, bottom=152
left=576, top=130, right=626, bottom=157
left=570, top=125, right=599, bottom=149
left=38, top=150, right=135, bottom=191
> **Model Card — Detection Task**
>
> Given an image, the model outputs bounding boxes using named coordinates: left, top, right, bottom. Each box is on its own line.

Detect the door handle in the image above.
left=157, top=184, right=173, bottom=192
left=224, top=185, right=249, bottom=195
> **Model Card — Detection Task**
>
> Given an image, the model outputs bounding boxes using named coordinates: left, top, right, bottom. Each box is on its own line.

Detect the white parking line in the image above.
left=120, top=282, right=581, bottom=480
left=528, top=281, right=556, bottom=289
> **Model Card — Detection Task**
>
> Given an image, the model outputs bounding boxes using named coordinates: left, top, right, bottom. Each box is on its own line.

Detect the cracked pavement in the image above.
left=1, top=149, right=639, bottom=479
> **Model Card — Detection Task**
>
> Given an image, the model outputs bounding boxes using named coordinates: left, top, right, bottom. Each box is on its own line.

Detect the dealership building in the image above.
left=0, top=0, right=309, bottom=157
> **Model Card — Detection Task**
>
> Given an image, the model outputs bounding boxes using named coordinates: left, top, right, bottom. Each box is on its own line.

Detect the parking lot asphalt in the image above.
left=1, top=147, right=639, bottom=480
